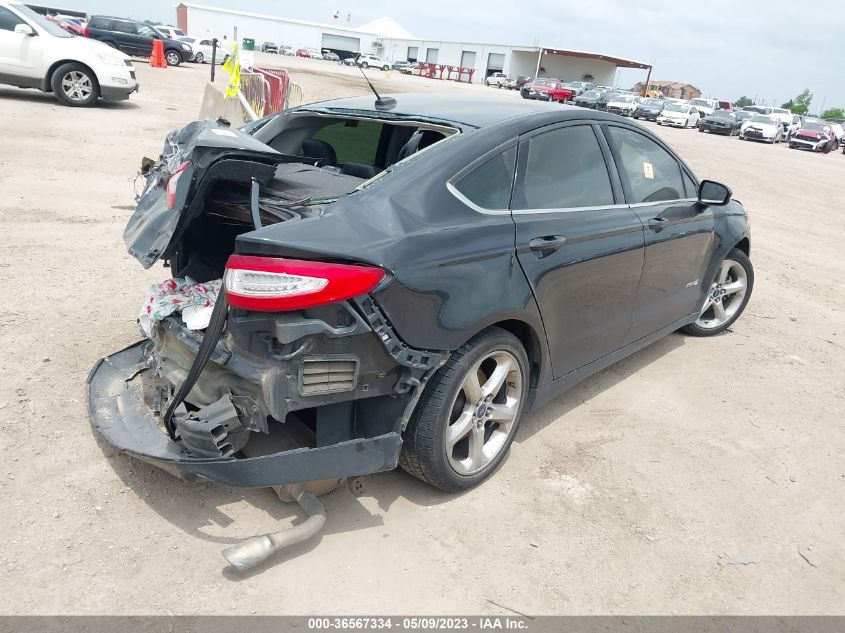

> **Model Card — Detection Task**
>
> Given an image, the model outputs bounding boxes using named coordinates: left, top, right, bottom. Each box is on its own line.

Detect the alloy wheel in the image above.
left=694, top=258, right=748, bottom=329
left=166, top=51, right=180, bottom=65
left=445, top=350, right=523, bottom=476
left=195, top=52, right=204, bottom=63
left=61, top=71, right=93, bottom=102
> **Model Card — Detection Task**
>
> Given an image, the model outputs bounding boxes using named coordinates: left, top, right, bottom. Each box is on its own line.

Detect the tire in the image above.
left=361, top=61, right=369, bottom=69
left=383, top=65, right=389, bottom=71
left=685, top=118, right=690, bottom=128
left=399, top=327, right=529, bottom=492
left=195, top=52, right=204, bottom=64
left=165, top=50, right=181, bottom=66
left=681, top=248, right=753, bottom=337
left=698, top=125, right=704, bottom=133
left=50, top=62, right=99, bottom=107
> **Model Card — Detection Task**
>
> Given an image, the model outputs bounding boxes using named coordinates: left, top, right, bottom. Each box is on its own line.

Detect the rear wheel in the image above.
left=51, top=62, right=99, bottom=107
left=195, top=52, right=204, bottom=64
left=165, top=50, right=181, bottom=66
left=682, top=248, right=753, bottom=336
left=361, top=61, right=369, bottom=69
left=399, top=327, right=528, bottom=491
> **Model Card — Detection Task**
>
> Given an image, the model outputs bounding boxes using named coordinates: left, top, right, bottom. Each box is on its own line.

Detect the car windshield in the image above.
left=612, top=95, right=634, bottom=103
left=581, top=91, right=599, bottom=98
left=664, top=103, right=686, bottom=112
left=11, top=3, right=71, bottom=37
left=178, top=36, right=195, bottom=43
left=750, top=115, right=777, bottom=125
left=642, top=99, right=663, bottom=106
left=802, top=122, right=829, bottom=132
left=689, top=99, right=711, bottom=107
left=534, top=80, right=555, bottom=87
left=710, top=111, right=734, bottom=119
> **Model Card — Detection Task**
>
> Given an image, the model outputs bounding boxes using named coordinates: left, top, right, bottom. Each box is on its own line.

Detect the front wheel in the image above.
left=399, top=327, right=528, bottom=491
left=361, top=61, right=369, bottom=69
left=382, top=65, right=389, bottom=70
left=195, top=52, right=204, bottom=64
left=51, top=62, right=99, bottom=107
left=165, top=50, right=181, bottom=66
left=682, top=248, right=753, bottom=336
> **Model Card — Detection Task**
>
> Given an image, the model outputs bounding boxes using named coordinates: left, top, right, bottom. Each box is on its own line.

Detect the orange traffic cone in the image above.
left=150, top=39, right=167, bottom=68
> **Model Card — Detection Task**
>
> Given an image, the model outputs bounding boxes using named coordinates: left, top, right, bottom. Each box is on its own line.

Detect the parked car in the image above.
left=739, top=114, right=783, bottom=143
left=783, top=114, right=803, bottom=140
left=296, top=48, right=311, bottom=58
left=306, top=48, right=324, bottom=59
left=688, top=98, right=720, bottom=118
left=485, top=72, right=508, bottom=88
left=510, top=75, right=531, bottom=90
left=0, top=1, right=138, bottom=106
left=633, top=98, right=664, bottom=121
left=520, top=79, right=573, bottom=103
left=354, top=54, right=389, bottom=70
left=281, top=45, right=294, bottom=56
left=741, top=105, right=772, bottom=115
left=322, top=51, right=340, bottom=62
left=91, top=95, right=752, bottom=555
left=84, top=15, right=191, bottom=66
left=566, top=80, right=594, bottom=96
left=154, top=24, right=185, bottom=40
left=769, top=107, right=797, bottom=137
left=657, top=102, right=701, bottom=128
left=392, top=60, right=418, bottom=73
left=261, top=41, right=279, bottom=54
left=699, top=110, right=742, bottom=135
left=573, top=89, right=603, bottom=109
left=45, top=14, right=84, bottom=36
left=788, top=121, right=838, bottom=152
left=605, top=93, right=638, bottom=117
left=178, top=36, right=225, bottom=64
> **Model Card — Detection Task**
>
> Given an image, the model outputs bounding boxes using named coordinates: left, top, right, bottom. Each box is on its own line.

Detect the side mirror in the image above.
left=698, top=180, right=732, bottom=206
left=14, top=23, right=36, bottom=36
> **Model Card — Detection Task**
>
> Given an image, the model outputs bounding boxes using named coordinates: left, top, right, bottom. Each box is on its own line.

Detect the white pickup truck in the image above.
left=485, top=72, right=508, bottom=88
left=0, top=1, right=138, bottom=106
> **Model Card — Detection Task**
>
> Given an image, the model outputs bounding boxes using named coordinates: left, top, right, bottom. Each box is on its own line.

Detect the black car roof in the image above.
left=301, top=93, right=620, bottom=128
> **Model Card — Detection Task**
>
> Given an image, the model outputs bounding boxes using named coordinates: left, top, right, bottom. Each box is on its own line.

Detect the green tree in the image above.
left=820, top=107, right=845, bottom=119
left=735, top=96, right=752, bottom=108
left=783, top=89, right=813, bottom=115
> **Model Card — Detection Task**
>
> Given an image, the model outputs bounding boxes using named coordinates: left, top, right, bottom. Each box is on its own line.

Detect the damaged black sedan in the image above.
left=89, top=94, right=753, bottom=561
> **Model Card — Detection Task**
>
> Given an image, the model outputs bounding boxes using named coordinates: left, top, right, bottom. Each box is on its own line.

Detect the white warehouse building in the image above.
left=176, top=3, right=651, bottom=87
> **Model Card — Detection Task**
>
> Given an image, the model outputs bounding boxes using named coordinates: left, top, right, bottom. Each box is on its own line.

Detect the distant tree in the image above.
left=820, top=107, right=845, bottom=119
left=783, top=89, right=813, bottom=115
left=735, top=96, right=753, bottom=108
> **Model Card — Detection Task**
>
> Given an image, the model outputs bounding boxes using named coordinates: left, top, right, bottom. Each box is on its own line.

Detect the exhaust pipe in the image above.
left=222, top=484, right=326, bottom=571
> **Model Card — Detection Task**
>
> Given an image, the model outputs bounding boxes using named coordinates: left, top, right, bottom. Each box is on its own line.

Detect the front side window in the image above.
left=137, top=25, right=158, bottom=37
left=453, top=146, right=516, bottom=210
left=606, top=126, right=685, bottom=204
left=0, top=6, right=25, bottom=31
left=513, top=125, right=614, bottom=210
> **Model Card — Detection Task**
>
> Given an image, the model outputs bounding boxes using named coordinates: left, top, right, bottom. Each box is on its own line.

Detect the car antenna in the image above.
left=354, top=53, right=396, bottom=110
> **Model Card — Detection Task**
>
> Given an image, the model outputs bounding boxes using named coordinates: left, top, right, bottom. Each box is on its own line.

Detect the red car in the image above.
left=296, top=48, right=311, bottom=58
left=521, top=79, right=574, bottom=103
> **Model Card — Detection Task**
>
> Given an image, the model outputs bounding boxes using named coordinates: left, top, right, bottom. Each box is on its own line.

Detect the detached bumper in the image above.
left=86, top=342, right=402, bottom=487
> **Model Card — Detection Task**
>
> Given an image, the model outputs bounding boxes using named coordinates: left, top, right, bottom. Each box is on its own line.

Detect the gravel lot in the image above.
left=1, top=54, right=843, bottom=615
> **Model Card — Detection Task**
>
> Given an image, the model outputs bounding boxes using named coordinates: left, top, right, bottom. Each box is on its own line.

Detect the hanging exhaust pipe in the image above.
left=222, top=483, right=326, bottom=571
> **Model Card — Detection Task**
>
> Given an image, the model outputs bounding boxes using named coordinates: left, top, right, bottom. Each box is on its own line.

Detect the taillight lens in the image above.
left=83, top=27, right=90, bottom=37
left=165, top=161, right=191, bottom=209
left=224, top=255, right=385, bottom=311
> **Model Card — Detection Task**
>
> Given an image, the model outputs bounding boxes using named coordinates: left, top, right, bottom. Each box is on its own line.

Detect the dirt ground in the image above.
left=1, top=53, right=843, bottom=615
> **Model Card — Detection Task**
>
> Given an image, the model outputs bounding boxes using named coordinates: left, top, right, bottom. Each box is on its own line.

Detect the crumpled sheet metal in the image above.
left=139, top=277, right=222, bottom=336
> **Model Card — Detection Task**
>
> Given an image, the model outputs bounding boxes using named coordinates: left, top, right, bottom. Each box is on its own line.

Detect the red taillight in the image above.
left=165, top=161, right=191, bottom=209
left=83, top=27, right=90, bottom=37
left=224, top=255, right=385, bottom=311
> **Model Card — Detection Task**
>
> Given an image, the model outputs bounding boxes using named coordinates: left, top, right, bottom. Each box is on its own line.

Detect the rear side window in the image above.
left=513, top=125, right=614, bottom=210
left=0, top=6, right=25, bottom=31
left=115, top=21, right=137, bottom=34
left=453, top=146, right=516, bottom=210
left=606, top=126, right=685, bottom=203
left=311, top=120, right=383, bottom=165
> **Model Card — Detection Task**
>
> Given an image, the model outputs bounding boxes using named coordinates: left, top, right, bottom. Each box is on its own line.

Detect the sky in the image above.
left=72, top=0, right=845, bottom=110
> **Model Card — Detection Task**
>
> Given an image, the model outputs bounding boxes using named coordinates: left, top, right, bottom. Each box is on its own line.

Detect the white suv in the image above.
left=356, top=54, right=389, bottom=70
left=0, top=1, right=138, bottom=106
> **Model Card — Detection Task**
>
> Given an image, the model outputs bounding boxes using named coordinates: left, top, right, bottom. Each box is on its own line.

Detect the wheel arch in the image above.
left=733, top=237, right=750, bottom=257
left=42, top=59, right=100, bottom=93
left=479, top=319, right=546, bottom=390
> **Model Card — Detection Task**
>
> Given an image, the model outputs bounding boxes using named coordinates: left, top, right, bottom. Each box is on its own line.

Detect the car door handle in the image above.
left=648, top=217, right=669, bottom=231
left=529, top=235, right=567, bottom=251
